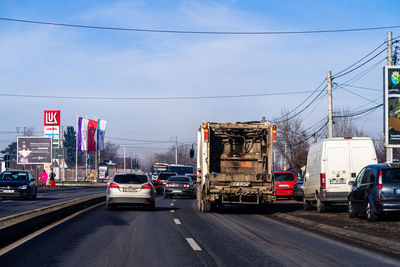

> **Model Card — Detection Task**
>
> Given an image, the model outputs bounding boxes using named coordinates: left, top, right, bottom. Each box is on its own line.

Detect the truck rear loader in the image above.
left=197, top=121, right=275, bottom=212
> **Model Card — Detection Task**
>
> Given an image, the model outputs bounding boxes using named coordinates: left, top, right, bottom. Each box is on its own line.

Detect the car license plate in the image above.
left=123, top=188, right=138, bottom=192
left=232, top=182, right=249, bottom=187
left=395, top=189, right=400, bottom=195
left=172, top=190, right=182, bottom=193
left=279, top=184, right=289, bottom=187
left=3, top=189, right=14, bottom=193
left=330, top=178, right=345, bottom=184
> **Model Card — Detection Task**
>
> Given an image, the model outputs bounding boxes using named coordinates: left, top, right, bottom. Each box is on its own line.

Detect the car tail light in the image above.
left=141, top=183, right=152, bottom=189
left=183, top=184, right=190, bottom=188
left=109, top=183, right=119, bottom=189
left=156, top=179, right=161, bottom=183
left=320, top=173, right=326, bottom=189
left=272, top=125, right=277, bottom=142
left=378, top=169, right=383, bottom=189
left=203, top=122, right=209, bottom=142
left=376, top=198, right=381, bottom=202
left=166, top=183, right=172, bottom=187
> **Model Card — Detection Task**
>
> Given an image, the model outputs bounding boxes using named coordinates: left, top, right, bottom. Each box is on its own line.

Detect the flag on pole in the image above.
left=87, top=119, right=99, bottom=152
left=78, top=117, right=89, bottom=151
left=97, top=119, right=107, bottom=151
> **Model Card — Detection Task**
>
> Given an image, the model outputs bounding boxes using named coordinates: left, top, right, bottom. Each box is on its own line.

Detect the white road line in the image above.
left=173, top=219, right=181, bottom=225
left=170, top=203, right=174, bottom=206
left=186, top=238, right=202, bottom=251
left=170, top=210, right=175, bottom=213
left=0, top=202, right=104, bottom=256
left=173, top=199, right=176, bottom=202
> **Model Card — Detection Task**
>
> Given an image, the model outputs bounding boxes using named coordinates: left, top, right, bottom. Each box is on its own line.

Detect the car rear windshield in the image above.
left=275, top=173, right=295, bottom=182
left=383, top=169, right=400, bottom=183
left=168, top=177, right=190, bottom=182
left=0, top=172, right=28, bottom=181
left=114, top=174, right=147, bottom=184
left=158, top=173, right=176, bottom=180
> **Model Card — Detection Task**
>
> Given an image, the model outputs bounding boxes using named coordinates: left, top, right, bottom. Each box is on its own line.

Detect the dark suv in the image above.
left=348, top=163, right=400, bottom=222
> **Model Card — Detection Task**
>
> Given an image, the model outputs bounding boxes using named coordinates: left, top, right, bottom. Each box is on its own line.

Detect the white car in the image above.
left=106, top=172, right=156, bottom=210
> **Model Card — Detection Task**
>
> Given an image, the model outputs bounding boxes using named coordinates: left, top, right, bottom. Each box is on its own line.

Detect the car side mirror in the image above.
left=348, top=181, right=355, bottom=186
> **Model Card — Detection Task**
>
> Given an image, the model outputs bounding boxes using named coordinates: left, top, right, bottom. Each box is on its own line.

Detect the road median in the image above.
left=0, top=193, right=105, bottom=249
left=274, top=213, right=400, bottom=254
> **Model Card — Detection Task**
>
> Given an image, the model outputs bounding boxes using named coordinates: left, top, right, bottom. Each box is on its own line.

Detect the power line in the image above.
left=0, top=89, right=318, bottom=100
left=335, top=84, right=380, bottom=104
left=334, top=83, right=380, bottom=92
left=340, top=57, right=386, bottom=85
left=2, top=17, right=400, bottom=35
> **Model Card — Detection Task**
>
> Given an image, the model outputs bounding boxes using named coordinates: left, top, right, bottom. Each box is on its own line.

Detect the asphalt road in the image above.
left=0, top=186, right=105, bottom=218
left=1, top=196, right=400, bottom=267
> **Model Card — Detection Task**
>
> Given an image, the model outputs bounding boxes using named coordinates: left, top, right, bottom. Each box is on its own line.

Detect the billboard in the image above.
left=385, top=66, right=400, bottom=147
left=17, top=137, right=52, bottom=164
left=44, top=110, right=60, bottom=148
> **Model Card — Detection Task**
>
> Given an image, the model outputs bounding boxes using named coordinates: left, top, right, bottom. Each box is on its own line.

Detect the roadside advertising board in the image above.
left=44, top=110, right=61, bottom=148
left=17, top=137, right=52, bottom=164
left=385, top=66, right=400, bottom=147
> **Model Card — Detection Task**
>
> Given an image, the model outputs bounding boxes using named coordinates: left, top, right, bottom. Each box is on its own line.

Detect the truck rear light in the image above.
left=320, top=173, right=326, bottom=189
left=109, top=183, right=119, bottom=189
left=183, top=184, right=190, bottom=188
left=378, top=169, right=383, bottom=189
left=203, top=122, right=209, bottom=142
left=272, top=125, right=277, bottom=142
left=141, top=183, right=152, bottom=189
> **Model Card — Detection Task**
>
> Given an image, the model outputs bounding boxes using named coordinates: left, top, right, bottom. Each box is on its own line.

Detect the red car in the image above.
left=274, top=171, right=297, bottom=198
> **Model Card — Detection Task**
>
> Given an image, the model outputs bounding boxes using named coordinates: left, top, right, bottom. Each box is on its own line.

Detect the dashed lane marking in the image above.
left=170, top=210, right=175, bottom=213
left=170, top=203, right=174, bottom=206
left=173, top=199, right=176, bottom=202
left=174, top=219, right=181, bottom=225
left=186, top=238, right=202, bottom=251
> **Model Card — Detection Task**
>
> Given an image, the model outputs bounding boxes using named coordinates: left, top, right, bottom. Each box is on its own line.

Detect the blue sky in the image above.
left=0, top=0, right=398, bottom=159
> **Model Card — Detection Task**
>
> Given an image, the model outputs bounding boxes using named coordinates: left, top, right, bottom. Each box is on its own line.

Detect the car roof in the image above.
left=365, top=163, right=400, bottom=169
left=2, top=170, right=30, bottom=173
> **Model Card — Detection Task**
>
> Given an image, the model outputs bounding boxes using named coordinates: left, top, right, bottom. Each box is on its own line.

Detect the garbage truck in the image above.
left=196, top=121, right=276, bottom=212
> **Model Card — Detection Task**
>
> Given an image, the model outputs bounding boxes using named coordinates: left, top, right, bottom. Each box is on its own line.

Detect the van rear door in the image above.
left=325, top=143, right=350, bottom=192
left=349, top=140, right=377, bottom=184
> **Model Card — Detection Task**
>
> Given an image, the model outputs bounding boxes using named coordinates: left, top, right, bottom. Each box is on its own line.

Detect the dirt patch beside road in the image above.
left=269, top=199, right=400, bottom=243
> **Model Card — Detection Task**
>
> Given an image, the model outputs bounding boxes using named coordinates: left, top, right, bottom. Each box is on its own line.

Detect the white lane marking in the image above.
left=173, top=219, right=181, bottom=225
left=173, top=199, right=176, bottom=202
left=0, top=202, right=104, bottom=256
left=170, top=210, right=175, bottom=213
left=186, top=238, right=202, bottom=251
left=170, top=203, right=174, bottom=206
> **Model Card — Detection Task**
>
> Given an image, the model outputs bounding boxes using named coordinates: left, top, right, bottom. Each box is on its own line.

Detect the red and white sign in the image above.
left=44, top=110, right=60, bottom=126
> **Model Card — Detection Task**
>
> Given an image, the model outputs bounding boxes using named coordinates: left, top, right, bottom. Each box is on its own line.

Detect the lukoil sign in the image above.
left=44, top=110, right=60, bottom=126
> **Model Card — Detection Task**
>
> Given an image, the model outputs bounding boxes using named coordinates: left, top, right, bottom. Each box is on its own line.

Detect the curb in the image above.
left=0, top=193, right=105, bottom=249
left=275, top=213, right=400, bottom=253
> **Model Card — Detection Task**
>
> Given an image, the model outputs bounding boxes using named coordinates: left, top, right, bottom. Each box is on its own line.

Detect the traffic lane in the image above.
left=0, top=186, right=105, bottom=218
left=173, top=198, right=400, bottom=266
left=0, top=196, right=207, bottom=267
left=270, top=199, right=400, bottom=243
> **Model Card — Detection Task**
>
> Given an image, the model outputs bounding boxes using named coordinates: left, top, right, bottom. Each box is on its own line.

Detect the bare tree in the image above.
left=100, top=142, right=119, bottom=163
left=275, top=111, right=309, bottom=174
left=373, top=137, right=386, bottom=163
left=332, top=109, right=366, bottom=137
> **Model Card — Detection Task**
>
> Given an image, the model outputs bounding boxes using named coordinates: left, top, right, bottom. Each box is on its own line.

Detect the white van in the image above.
left=303, top=137, right=377, bottom=212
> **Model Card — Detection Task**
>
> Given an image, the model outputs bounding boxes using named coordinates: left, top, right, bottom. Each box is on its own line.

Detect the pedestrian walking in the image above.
left=39, top=170, right=48, bottom=187
left=50, top=167, right=56, bottom=188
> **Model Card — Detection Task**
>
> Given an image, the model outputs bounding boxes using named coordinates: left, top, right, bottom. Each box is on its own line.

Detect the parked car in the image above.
left=106, top=172, right=155, bottom=210
left=274, top=171, right=297, bottom=199
left=303, top=137, right=377, bottom=213
left=0, top=170, right=37, bottom=200
left=154, top=172, right=177, bottom=193
left=293, top=178, right=304, bottom=201
left=164, top=176, right=196, bottom=199
left=348, top=163, right=400, bottom=222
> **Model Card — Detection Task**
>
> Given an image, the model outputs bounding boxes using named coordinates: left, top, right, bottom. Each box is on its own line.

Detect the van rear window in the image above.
left=114, top=174, right=147, bottom=184
left=383, top=169, right=400, bottom=183
left=275, top=173, right=295, bottom=182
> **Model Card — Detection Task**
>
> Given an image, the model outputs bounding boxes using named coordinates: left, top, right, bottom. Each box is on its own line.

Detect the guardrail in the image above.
left=0, top=193, right=105, bottom=249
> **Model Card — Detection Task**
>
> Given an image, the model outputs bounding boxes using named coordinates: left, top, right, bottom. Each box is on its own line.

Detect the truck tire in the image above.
left=317, top=197, right=326, bottom=213
left=303, top=196, right=311, bottom=210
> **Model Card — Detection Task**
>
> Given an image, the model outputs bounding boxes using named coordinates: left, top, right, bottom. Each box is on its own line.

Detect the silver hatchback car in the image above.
left=106, top=172, right=155, bottom=210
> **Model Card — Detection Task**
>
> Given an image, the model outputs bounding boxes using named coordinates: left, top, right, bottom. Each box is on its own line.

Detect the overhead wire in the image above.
left=2, top=17, right=400, bottom=35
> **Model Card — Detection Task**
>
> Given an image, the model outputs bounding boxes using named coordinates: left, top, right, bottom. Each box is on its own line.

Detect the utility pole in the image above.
left=175, top=136, right=178, bottom=165
left=123, top=145, right=126, bottom=171
left=387, top=31, right=393, bottom=163
left=328, top=70, right=333, bottom=138
left=283, top=142, right=287, bottom=170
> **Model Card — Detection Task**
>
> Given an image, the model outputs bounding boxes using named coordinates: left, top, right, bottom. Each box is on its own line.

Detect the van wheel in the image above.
left=317, top=197, right=326, bottom=213
left=348, top=200, right=357, bottom=218
left=303, top=196, right=311, bottom=210
left=366, top=201, right=378, bottom=222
